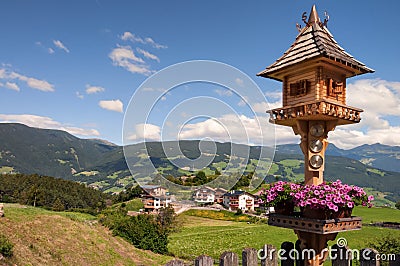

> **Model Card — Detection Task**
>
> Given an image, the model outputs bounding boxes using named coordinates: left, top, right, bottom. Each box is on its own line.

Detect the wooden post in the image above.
left=295, top=231, right=337, bottom=266
left=195, top=255, right=214, bottom=266
left=242, top=248, right=258, bottom=266
left=260, top=244, right=278, bottom=266
left=295, top=240, right=305, bottom=266
left=219, top=251, right=238, bottom=266
left=388, top=254, right=399, bottom=266
left=331, top=244, right=352, bottom=266
left=360, top=248, right=380, bottom=266
left=280, top=241, right=295, bottom=266
left=165, top=259, right=185, bottom=266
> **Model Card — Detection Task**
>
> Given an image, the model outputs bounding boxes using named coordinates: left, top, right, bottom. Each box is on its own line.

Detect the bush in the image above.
left=99, top=207, right=174, bottom=254
left=0, top=235, right=13, bottom=257
left=235, top=209, right=243, bottom=215
left=368, top=235, right=400, bottom=266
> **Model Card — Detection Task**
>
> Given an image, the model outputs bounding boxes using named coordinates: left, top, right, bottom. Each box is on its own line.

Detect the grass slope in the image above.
left=169, top=207, right=400, bottom=261
left=0, top=204, right=171, bottom=265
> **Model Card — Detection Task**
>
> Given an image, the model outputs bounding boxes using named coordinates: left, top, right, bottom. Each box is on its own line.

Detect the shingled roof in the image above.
left=257, top=5, right=374, bottom=81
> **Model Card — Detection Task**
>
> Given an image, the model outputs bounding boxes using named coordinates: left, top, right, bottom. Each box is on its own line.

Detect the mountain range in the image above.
left=0, top=123, right=399, bottom=204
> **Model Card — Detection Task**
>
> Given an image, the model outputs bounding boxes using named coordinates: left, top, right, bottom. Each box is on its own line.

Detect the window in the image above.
left=289, top=79, right=310, bottom=97
left=327, top=78, right=343, bottom=96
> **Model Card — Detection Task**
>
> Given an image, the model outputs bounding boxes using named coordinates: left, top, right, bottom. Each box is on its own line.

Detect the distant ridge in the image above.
left=0, top=123, right=399, bottom=203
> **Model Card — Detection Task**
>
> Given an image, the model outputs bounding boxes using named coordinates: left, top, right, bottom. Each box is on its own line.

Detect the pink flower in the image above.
left=368, top=195, right=374, bottom=202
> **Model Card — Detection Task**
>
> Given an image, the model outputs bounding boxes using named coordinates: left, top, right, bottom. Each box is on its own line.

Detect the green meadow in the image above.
left=169, top=207, right=400, bottom=261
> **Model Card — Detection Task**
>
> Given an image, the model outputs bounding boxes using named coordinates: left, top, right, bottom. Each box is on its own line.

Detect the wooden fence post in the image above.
left=195, top=255, right=214, bottom=266
left=360, top=248, right=380, bottom=266
left=219, top=251, right=238, bottom=266
left=388, top=253, right=399, bottom=266
left=260, top=244, right=278, bottom=266
left=331, top=244, right=352, bottom=266
left=295, top=239, right=305, bottom=266
left=242, top=248, right=258, bottom=266
left=281, top=241, right=295, bottom=266
left=165, top=259, right=185, bottom=266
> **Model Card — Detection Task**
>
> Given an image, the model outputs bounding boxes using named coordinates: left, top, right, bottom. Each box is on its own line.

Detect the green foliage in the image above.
left=52, top=198, right=65, bottom=211
left=116, top=185, right=143, bottom=202
left=232, top=172, right=253, bottom=190
left=100, top=207, right=177, bottom=255
left=396, top=201, right=400, bottom=210
left=184, top=209, right=253, bottom=222
left=156, top=206, right=178, bottom=234
left=170, top=208, right=400, bottom=261
left=193, top=171, right=207, bottom=185
left=0, top=173, right=109, bottom=213
left=367, top=235, right=400, bottom=265
left=0, top=234, right=13, bottom=257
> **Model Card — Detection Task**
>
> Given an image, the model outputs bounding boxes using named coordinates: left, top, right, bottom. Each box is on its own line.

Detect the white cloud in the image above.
left=141, top=87, right=167, bottom=93
left=144, top=37, right=167, bottom=49
left=0, top=69, right=54, bottom=92
left=86, top=85, right=105, bottom=94
left=238, top=99, right=246, bottom=106
left=252, top=100, right=282, bottom=114
left=178, top=114, right=278, bottom=146
left=235, top=78, right=244, bottom=87
left=76, top=91, right=84, bottom=99
left=120, top=31, right=167, bottom=49
left=99, top=99, right=123, bottom=113
left=215, top=89, right=233, bottom=97
left=324, top=79, right=400, bottom=149
left=48, top=48, right=55, bottom=54
left=128, top=123, right=161, bottom=141
left=121, top=32, right=135, bottom=41
left=255, top=79, right=400, bottom=149
left=53, top=40, right=70, bottom=53
left=5, top=82, right=20, bottom=92
left=24, top=77, right=54, bottom=92
left=109, top=46, right=153, bottom=75
left=265, top=91, right=282, bottom=100
left=0, top=114, right=100, bottom=137
left=136, top=48, right=160, bottom=62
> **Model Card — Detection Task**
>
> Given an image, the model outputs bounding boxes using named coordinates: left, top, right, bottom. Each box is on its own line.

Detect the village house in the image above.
left=192, top=187, right=215, bottom=204
left=223, top=190, right=255, bottom=212
left=214, top=188, right=228, bottom=203
left=141, top=185, right=167, bottom=196
left=141, top=185, right=171, bottom=212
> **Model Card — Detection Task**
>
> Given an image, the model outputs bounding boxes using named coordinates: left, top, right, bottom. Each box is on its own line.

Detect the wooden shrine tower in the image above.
left=258, top=5, right=373, bottom=185
left=258, top=5, right=374, bottom=265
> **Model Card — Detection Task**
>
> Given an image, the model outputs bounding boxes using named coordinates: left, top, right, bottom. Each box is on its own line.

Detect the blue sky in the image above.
left=0, top=1, right=399, bottom=149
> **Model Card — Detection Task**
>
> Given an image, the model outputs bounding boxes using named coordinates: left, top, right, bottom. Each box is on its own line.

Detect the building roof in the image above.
left=224, top=190, right=255, bottom=198
left=257, top=5, right=374, bottom=81
left=142, top=185, right=164, bottom=190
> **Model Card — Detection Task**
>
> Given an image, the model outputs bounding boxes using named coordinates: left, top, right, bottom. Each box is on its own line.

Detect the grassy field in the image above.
left=0, top=204, right=172, bottom=265
left=169, top=207, right=400, bottom=261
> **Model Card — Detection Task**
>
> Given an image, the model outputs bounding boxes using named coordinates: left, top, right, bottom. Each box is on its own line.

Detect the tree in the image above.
left=156, top=206, right=178, bottom=234
left=396, top=201, right=400, bottom=210
left=52, top=198, right=65, bottom=211
left=193, top=171, right=207, bottom=185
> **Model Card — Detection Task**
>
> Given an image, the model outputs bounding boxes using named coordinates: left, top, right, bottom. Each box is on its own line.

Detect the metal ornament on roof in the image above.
left=297, top=9, right=329, bottom=32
